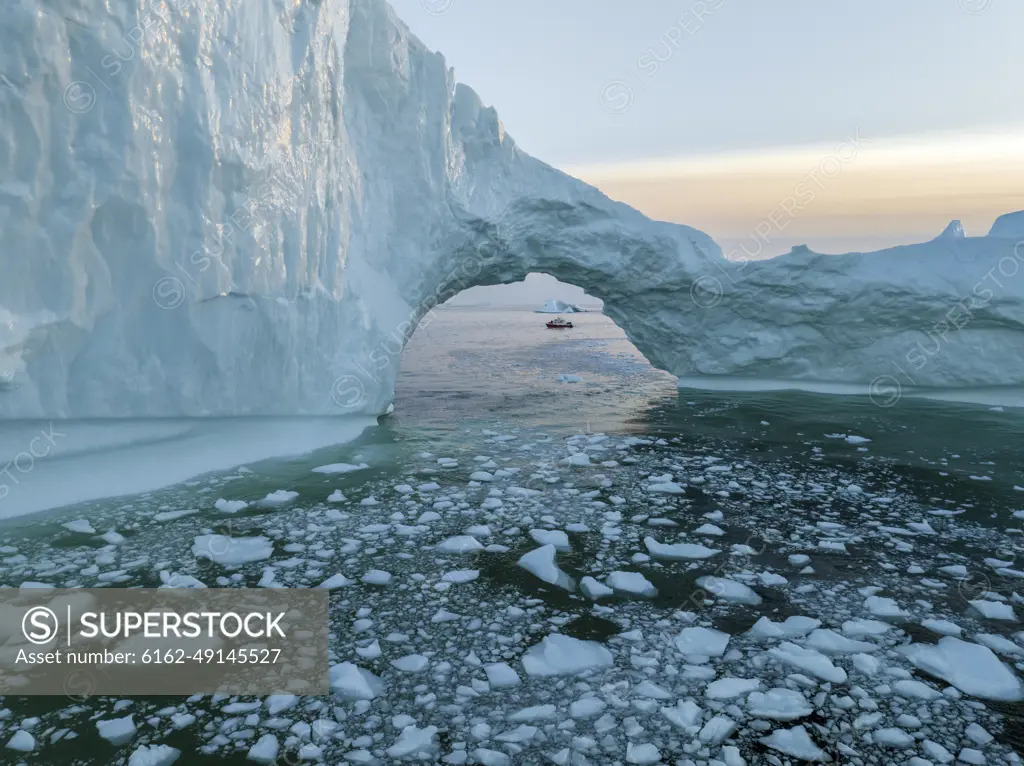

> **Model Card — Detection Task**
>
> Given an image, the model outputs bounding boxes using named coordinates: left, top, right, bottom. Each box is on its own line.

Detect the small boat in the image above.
left=546, top=317, right=573, bottom=329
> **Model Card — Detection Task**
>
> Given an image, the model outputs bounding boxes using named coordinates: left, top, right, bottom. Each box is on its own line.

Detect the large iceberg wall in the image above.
left=1, top=0, right=1023, bottom=418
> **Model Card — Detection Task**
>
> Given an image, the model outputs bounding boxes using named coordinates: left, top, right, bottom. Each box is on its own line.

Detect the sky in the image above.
left=390, top=0, right=1024, bottom=302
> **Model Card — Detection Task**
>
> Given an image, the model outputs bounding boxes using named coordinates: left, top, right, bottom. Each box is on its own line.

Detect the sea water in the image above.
left=1, top=307, right=1024, bottom=763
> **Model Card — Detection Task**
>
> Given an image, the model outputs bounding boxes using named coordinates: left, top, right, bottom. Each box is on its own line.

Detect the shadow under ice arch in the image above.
left=3, top=0, right=1024, bottom=419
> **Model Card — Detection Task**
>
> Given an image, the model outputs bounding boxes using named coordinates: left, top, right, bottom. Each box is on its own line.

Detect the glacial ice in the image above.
left=3, top=0, right=1024, bottom=421
left=535, top=298, right=583, bottom=314
left=901, top=637, right=1024, bottom=701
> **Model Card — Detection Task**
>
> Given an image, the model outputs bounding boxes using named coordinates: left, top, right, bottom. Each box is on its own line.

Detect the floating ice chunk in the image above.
left=660, top=699, right=703, bottom=730
left=441, top=569, right=479, bottom=584
left=644, top=536, right=720, bottom=560
left=696, top=576, right=762, bottom=605
left=99, top=529, right=125, bottom=544
left=495, top=725, right=537, bottom=745
left=892, top=679, right=942, bottom=700
left=633, top=680, right=672, bottom=699
left=361, top=569, right=392, bottom=585
left=694, top=523, right=725, bottom=536
left=159, top=571, right=206, bottom=589
left=970, top=600, right=1017, bottom=621
left=818, top=540, right=847, bottom=552
left=873, top=727, right=915, bottom=747
left=485, top=662, right=521, bottom=688
left=747, top=616, right=821, bottom=639
left=987, top=557, right=1015, bottom=568
left=922, top=740, right=955, bottom=763
left=265, top=694, right=298, bottom=715
left=675, top=626, right=730, bottom=657
left=437, top=536, right=484, bottom=554
left=153, top=509, right=197, bottom=522
left=698, top=716, right=737, bottom=744
left=127, top=744, right=181, bottom=766
left=565, top=452, right=591, bottom=466
left=517, top=545, right=574, bottom=591
left=521, top=633, right=613, bottom=677
left=312, top=462, right=369, bottom=474
left=246, top=735, right=280, bottom=764
left=976, top=633, right=1024, bottom=656
left=96, top=715, right=136, bottom=746
left=356, top=640, right=382, bottom=659
left=759, top=571, right=789, bottom=586
left=864, top=595, right=910, bottom=619
left=606, top=571, right=658, bottom=597
left=746, top=688, right=813, bottom=721
left=901, top=637, right=1024, bottom=700
left=391, top=654, right=429, bottom=673
left=256, top=490, right=298, bottom=508
left=192, top=535, right=272, bottom=568
left=804, top=629, right=877, bottom=655
left=472, top=748, right=511, bottom=766
left=6, top=730, right=35, bottom=752
left=470, top=471, right=494, bottom=482
left=625, top=743, right=661, bottom=764
left=214, top=498, right=248, bottom=513
left=768, top=642, right=848, bottom=683
left=329, top=663, right=384, bottom=700
left=921, top=618, right=962, bottom=636
left=966, top=723, right=994, bottom=745
left=529, top=529, right=570, bottom=550
left=759, top=725, right=830, bottom=762
left=706, top=677, right=760, bottom=699
left=508, top=704, right=556, bottom=723
left=507, top=486, right=541, bottom=497
left=327, top=490, right=347, bottom=503
left=570, top=697, right=607, bottom=719
left=580, top=576, right=614, bottom=600
left=63, top=519, right=95, bottom=534
left=386, top=726, right=438, bottom=759
left=431, top=610, right=461, bottom=624
left=316, top=573, right=353, bottom=589
left=647, top=482, right=685, bottom=494
left=840, top=619, right=892, bottom=637
left=851, top=652, right=880, bottom=676
left=957, top=748, right=986, bottom=764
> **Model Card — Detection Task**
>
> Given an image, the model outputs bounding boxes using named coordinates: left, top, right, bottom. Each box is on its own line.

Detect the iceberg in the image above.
left=933, top=219, right=966, bottom=240
left=2, top=0, right=1024, bottom=421
left=536, top=298, right=584, bottom=314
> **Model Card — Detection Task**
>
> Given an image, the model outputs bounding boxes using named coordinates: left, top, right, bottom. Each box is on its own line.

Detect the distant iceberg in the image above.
left=536, top=299, right=585, bottom=314
left=933, top=219, right=966, bottom=240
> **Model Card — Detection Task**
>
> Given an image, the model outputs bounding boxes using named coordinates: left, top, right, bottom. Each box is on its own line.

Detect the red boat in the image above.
left=546, top=317, right=573, bottom=329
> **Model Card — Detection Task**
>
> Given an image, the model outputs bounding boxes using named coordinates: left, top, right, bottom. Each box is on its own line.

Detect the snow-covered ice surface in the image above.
left=0, top=417, right=374, bottom=519
left=3, top=0, right=1024, bottom=421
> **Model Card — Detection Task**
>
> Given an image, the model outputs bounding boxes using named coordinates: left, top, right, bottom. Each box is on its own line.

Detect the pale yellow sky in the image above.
left=563, top=128, right=1024, bottom=257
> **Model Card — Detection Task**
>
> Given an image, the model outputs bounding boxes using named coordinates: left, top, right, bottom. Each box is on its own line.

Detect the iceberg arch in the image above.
left=2, top=0, right=1024, bottom=419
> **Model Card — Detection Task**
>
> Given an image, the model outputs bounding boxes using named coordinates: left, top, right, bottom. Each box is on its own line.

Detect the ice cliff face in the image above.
left=2, top=0, right=1023, bottom=418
